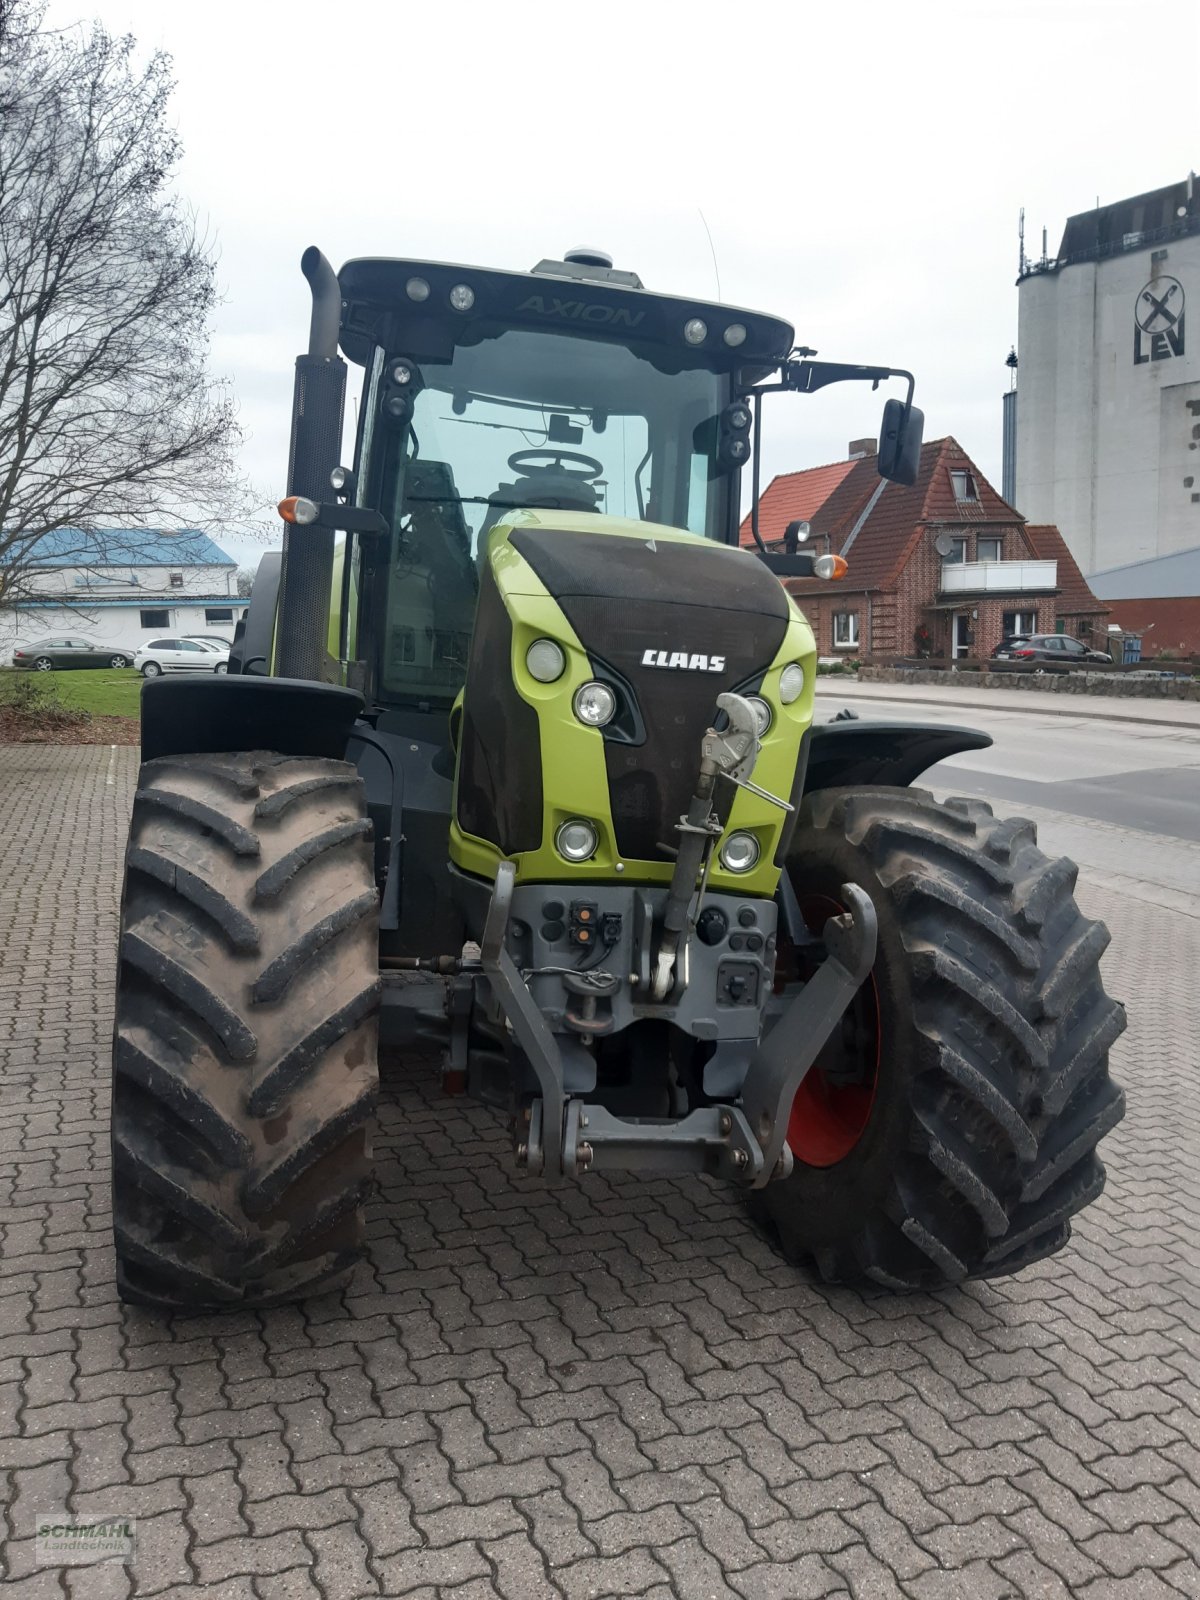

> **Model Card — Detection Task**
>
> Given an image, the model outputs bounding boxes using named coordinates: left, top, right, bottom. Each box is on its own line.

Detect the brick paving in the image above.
left=0, top=741, right=1197, bottom=1599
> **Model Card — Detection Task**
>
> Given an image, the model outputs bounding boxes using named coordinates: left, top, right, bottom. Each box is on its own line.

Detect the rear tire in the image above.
left=757, top=786, right=1126, bottom=1287
left=34, top=657, right=52, bottom=671
left=111, top=750, right=380, bottom=1309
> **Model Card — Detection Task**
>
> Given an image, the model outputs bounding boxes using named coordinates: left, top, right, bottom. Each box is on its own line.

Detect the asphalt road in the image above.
left=814, top=682, right=1200, bottom=919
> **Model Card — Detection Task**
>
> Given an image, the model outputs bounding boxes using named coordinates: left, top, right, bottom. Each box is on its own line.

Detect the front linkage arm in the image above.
left=738, top=883, right=878, bottom=1188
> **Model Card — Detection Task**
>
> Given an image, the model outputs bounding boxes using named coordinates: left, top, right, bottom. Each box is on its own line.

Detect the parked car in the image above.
left=11, top=635, right=134, bottom=670
left=134, top=637, right=229, bottom=677
left=991, top=635, right=1030, bottom=658
left=993, top=633, right=1112, bottom=669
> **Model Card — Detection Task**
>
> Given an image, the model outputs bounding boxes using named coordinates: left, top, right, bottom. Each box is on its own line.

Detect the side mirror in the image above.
left=878, top=399, right=924, bottom=486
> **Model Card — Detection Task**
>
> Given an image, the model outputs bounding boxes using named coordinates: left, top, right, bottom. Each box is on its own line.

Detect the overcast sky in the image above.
left=48, top=0, right=1200, bottom=567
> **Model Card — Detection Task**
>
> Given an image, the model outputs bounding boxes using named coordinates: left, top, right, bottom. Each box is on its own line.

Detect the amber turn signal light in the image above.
left=813, top=554, right=848, bottom=581
left=277, top=495, right=319, bottom=525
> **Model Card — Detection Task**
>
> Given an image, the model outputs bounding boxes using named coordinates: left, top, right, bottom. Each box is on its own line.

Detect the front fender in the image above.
left=804, top=719, right=992, bottom=795
left=140, top=675, right=364, bottom=762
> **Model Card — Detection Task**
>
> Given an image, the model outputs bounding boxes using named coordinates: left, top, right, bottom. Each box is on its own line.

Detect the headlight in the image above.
left=573, top=681, right=616, bottom=727
left=449, top=283, right=475, bottom=312
left=745, top=695, right=772, bottom=736
left=719, top=831, right=760, bottom=873
left=723, top=323, right=747, bottom=347
left=779, top=662, right=805, bottom=704
left=526, top=638, right=565, bottom=683
left=556, top=819, right=598, bottom=862
left=405, top=276, right=430, bottom=302
left=683, top=318, right=708, bottom=345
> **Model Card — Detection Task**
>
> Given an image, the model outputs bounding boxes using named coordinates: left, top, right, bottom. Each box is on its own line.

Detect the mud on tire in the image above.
left=111, top=750, right=380, bottom=1309
left=758, top=786, right=1126, bottom=1288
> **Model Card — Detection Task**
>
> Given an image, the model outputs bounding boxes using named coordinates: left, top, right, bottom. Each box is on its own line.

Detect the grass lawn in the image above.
left=0, top=666, right=141, bottom=718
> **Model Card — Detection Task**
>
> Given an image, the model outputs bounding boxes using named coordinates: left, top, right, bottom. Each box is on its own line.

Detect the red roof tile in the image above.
left=1023, top=524, right=1109, bottom=615
left=920, top=442, right=1022, bottom=525
left=738, top=459, right=858, bottom=546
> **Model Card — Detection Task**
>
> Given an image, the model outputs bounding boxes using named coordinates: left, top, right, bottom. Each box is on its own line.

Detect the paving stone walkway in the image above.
left=0, top=743, right=1196, bottom=1598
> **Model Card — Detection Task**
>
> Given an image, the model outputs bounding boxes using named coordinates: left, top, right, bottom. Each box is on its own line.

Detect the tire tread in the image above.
left=111, top=750, right=379, bottom=1311
left=760, top=785, right=1126, bottom=1287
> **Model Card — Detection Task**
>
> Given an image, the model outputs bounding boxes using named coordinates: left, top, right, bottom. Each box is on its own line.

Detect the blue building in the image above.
left=1, top=528, right=247, bottom=654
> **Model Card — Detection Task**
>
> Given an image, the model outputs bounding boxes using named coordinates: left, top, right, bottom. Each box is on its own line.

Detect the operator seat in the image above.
left=476, top=468, right=600, bottom=550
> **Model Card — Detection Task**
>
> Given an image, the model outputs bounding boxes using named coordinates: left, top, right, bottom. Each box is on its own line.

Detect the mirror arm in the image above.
left=748, top=392, right=768, bottom=555
left=738, top=360, right=919, bottom=550
left=781, top=360, right=915, bottom=408
left=300, top=503, right=390, bottom=537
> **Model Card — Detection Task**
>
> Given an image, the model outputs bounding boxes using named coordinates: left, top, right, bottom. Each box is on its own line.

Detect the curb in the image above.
left=814, top=682, right=1200, bottom=731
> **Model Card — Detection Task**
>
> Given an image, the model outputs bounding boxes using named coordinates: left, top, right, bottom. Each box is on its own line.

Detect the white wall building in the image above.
left=0, top=529, right=247, bottom=655
left=1013, top=173, right=1200, bottom=577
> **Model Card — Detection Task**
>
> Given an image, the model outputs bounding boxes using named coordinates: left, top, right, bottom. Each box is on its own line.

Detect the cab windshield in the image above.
left=365, top=326, right=732, bottom=705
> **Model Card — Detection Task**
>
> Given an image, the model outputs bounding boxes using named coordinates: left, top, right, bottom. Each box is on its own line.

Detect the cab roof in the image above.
left=336, top=255, right=795, bottom=377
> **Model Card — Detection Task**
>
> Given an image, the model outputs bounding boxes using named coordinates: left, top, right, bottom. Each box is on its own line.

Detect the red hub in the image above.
left=782, top=892, right=881, bottom=1168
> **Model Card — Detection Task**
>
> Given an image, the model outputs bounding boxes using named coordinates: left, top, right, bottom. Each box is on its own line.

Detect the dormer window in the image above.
left=950, top=470, right=978, bottom=502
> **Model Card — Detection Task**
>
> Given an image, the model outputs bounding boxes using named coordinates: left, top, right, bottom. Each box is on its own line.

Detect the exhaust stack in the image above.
left=274, top=247, right=347, bottom=683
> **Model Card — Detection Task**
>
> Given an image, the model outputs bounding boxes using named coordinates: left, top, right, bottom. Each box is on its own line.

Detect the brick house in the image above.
left=741, top=437, right=1109, bottom=659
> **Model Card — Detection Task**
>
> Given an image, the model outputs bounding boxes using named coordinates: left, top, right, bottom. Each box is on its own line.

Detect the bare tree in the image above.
left=236, top=566, right=256, bottom=597
left=0, top=1, right=253, bottom=607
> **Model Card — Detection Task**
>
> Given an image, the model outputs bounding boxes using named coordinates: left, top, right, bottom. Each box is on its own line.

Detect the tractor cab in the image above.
left=335, top=249, right=795, bottom=708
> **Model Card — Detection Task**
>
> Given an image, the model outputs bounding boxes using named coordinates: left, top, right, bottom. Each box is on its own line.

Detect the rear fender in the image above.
left=803, top=719, right=991, bottom=795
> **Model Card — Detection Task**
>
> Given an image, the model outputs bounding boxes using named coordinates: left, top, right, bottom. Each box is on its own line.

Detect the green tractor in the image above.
left=110, top=246, right=1125, bottom=1309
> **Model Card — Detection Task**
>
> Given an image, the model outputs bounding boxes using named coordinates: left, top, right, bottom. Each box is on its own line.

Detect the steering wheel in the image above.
left=507, top=449, right=604, bottom=481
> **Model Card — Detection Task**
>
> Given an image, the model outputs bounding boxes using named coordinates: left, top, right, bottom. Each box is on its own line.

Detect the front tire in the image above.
left=758, top=786, right=1126, bottom=1287
left=111, top=750, right=380, bottom=1309
left=141, top=661, right=162, bottom=677
left=109, top=655, right=130, bottom=668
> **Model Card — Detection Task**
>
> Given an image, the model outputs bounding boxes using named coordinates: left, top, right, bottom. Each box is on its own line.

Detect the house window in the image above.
left=1002, top=610, right=1036, bottom=638
left=168, top=572, right=184, bottom=588
left=832, top=612, right=859, bottom=649
left=977, top=537, right=1002, bottom=563
left=942, top=537, right=968, bottom=565
left=140, top=608, right=170, bottom=629
left=205, top=607, right=234, bottom=623
left=950, top=471, right=978, bottom=501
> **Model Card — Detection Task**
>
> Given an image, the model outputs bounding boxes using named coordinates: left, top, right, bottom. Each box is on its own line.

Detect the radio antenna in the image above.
left=698, top=209, right=722, bottom=302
